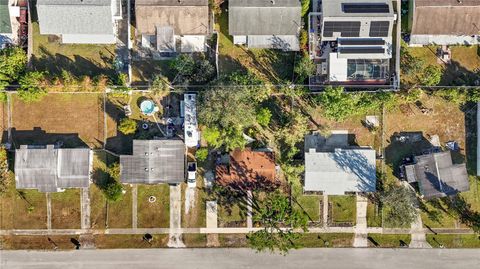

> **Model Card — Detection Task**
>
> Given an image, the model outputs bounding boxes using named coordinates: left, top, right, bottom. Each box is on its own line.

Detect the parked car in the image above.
left=187, top=162, right=197, bottom=188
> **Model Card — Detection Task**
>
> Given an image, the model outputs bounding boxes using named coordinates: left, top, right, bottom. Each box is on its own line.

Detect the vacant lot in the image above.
left=329, top=195, right=356, bottom=225
left=137, top=185, right=170, bottom=228
left=30, top=22, right=115, bottom=77
left=50, top=189, right=81, bottom=229
left=11, top=94, right=105, bottom=148
left=367, top=234, right=411, bottom=248
left=215, top=7, right=295, bottom=82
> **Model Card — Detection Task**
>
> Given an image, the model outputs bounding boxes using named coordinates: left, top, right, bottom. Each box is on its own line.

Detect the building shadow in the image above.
left=2, top=127, right=88, bottom=149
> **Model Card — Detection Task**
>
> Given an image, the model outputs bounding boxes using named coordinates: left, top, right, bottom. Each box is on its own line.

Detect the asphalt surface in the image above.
left=1, top=248, right=479, bottom=269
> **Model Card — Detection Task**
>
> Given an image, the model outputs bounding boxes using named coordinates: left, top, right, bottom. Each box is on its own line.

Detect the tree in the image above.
left=199, top=85, right=257, bottom=150
left=256, top=107, right=272, bottom=127
left=195, top=148, right=209, bottom=162
left=102, top=178, right=123, bottom=202
left=380, top=184, right=418, bottom=227
left=301, top=0, right=310, bottom=17
left=418, top=65, right=442, bottom=86
left=118, top=118, right=137, bottom=135
left=247, top=191, right=308, bottom=254
left=0, top=47, right=27, bottom=86
left=18, top=71, right=48, bottom=102
left=317, top=86, right=357, bottom=121
left=108, top=162, right=121, bottom=181
left=294, top=53, right=315, bottom=82
left=150, top=75, right=171, bottom=98
left=276, top=110, right=308, bottom=159
left=171, top=54, right=216, bottom=85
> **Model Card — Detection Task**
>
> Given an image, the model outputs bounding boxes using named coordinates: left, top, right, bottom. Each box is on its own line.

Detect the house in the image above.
left=309, top=0, right=395, bottom=85
left=0, top=0, right=21, bottom=47
left=36, top=0, right=122, bottom=44
left=304, top=132, right=376, bottom=195
left=14, top=145, right=93, bottom=192
left=216, top=148, right=278, bottom=189
left=228, top=0, right=301, bottom=51
left=409, top=0, right=480, bottom=46
left=120, top=139, right=185, bottom=184
left=403, top=151, right=469, bottom=199
left=135, top=0, right=210, bottom=55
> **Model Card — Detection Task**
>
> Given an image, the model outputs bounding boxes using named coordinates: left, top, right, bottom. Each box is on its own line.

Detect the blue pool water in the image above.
left=140, top=100, right=155, bottom=115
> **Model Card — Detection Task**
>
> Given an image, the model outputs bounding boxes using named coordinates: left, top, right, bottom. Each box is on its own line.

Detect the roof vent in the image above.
left=144, top=168, right=148, bottom=171
left=271, top=0, right=275, bottom=5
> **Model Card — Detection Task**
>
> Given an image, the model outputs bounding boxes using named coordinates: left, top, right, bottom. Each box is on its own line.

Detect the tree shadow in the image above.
left=441, top=195, right=480, bottom=232
left=439, top=60, right=480, bottom=86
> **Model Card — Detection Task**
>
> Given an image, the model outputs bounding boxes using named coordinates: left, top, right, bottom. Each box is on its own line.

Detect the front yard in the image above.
left=367, top=234, right=411, bottom=248
left=329, top=195, right=356, bottom=225
left=0, top=186, right=47, bottom=229
left=137, top=185, right=170, bottom=228
left=295, top=233, right=354, bottom=248
left=50, top=189, right=81, bottom=229
left=426, top=234, right=480, bottom=248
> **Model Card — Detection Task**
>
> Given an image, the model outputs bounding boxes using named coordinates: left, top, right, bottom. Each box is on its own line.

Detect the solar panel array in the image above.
left=339, top=39, right=385, bottom=46
left=342, top=3, right=390, bottom=13
left=323, top=21, right=361, bottom=37
left=339, top=47, right=385, bottom=54
left=369, top=21, right=390, bottom=37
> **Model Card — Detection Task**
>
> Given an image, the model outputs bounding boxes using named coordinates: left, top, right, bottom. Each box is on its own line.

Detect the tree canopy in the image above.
left=0, top=47, right=27, bottom=90
left=380, top=184, right=418, bottom=227
left=248, top=191, right=308, bottom=254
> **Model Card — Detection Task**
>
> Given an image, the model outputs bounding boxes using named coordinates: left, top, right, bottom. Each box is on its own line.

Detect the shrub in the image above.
left=118, top=118, right=137, bottom=135
left=195, top=148, right=209, bottom=162
left=301, top=0, right=310, bottom=17
left=299, top=29, right=308, bottom=51
left=256, top=107, right=272, bottom=127
left=108, top=162, right=121, bottom=181
left=18, top=71, right=48, bottom=102
left=102, top=179, right=123, bottom=202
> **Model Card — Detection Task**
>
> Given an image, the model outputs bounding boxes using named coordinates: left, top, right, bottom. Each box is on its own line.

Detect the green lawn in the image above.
left=50, top=189, right=81, bottom=229
left=1, top=235, right=80, bottom=250
left=218, top=203, right=247, bottom=228
left=13, top=189, right=47, bottom=229
left=31, top=22, right=116, bottom=77
left=183, top=234, right=207, bottom=248
left=367, top=201, right=382, bottom=227
left=94, top=234, right=169, bottom=249
left=420, top=200, right=458, bottom=229
left=294, top=195, right=321, bottom=223
left=427, top=234, right=480, bottom=248
left=367, top=234, right=411, bottom=248
left=107, top=185, right=133, bottom=228
left=329, top=195, right=356, bottom=225
left=215, top=6, right=295, bottom=82
left=295, top=233, right=354, bottom=248
left=137, top=184, right=170, bottom=228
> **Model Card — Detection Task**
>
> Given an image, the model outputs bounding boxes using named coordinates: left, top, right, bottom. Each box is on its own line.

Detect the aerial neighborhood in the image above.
left=0, top=0, right=480, bottom=255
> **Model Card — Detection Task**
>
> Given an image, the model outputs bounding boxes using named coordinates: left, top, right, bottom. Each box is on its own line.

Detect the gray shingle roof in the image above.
left=120, top=139, right=185, bottom=184
left=405, top=151, right=470, bottom=199
left=15, top=145, right=92, bottom=192
left=0, top=0, right=12, bottom=34
left=228, top=0, right=301, bottom=35
left=36, top=0, right=115, bottom=35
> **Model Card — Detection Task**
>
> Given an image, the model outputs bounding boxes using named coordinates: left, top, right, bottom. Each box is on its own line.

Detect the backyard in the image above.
left=30, top=22, right=116, bottom=77
left=215, top=7, right=295, bottom=82
left=10, top=93, right=105, bottom=148
left=137, top=184, right=170, bottom=228
left=401, top=45, right=480, bottom=86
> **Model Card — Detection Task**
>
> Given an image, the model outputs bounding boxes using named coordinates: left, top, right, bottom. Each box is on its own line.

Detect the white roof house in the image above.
left=36, top=0, right=122, bottom=44
left=320, top=0, right=394, bottom=83
left=304, top=132, right=376, bottom=195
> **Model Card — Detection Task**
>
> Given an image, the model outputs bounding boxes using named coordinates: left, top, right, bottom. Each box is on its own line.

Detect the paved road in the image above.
left=1, top=248, right=479, bottom=269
